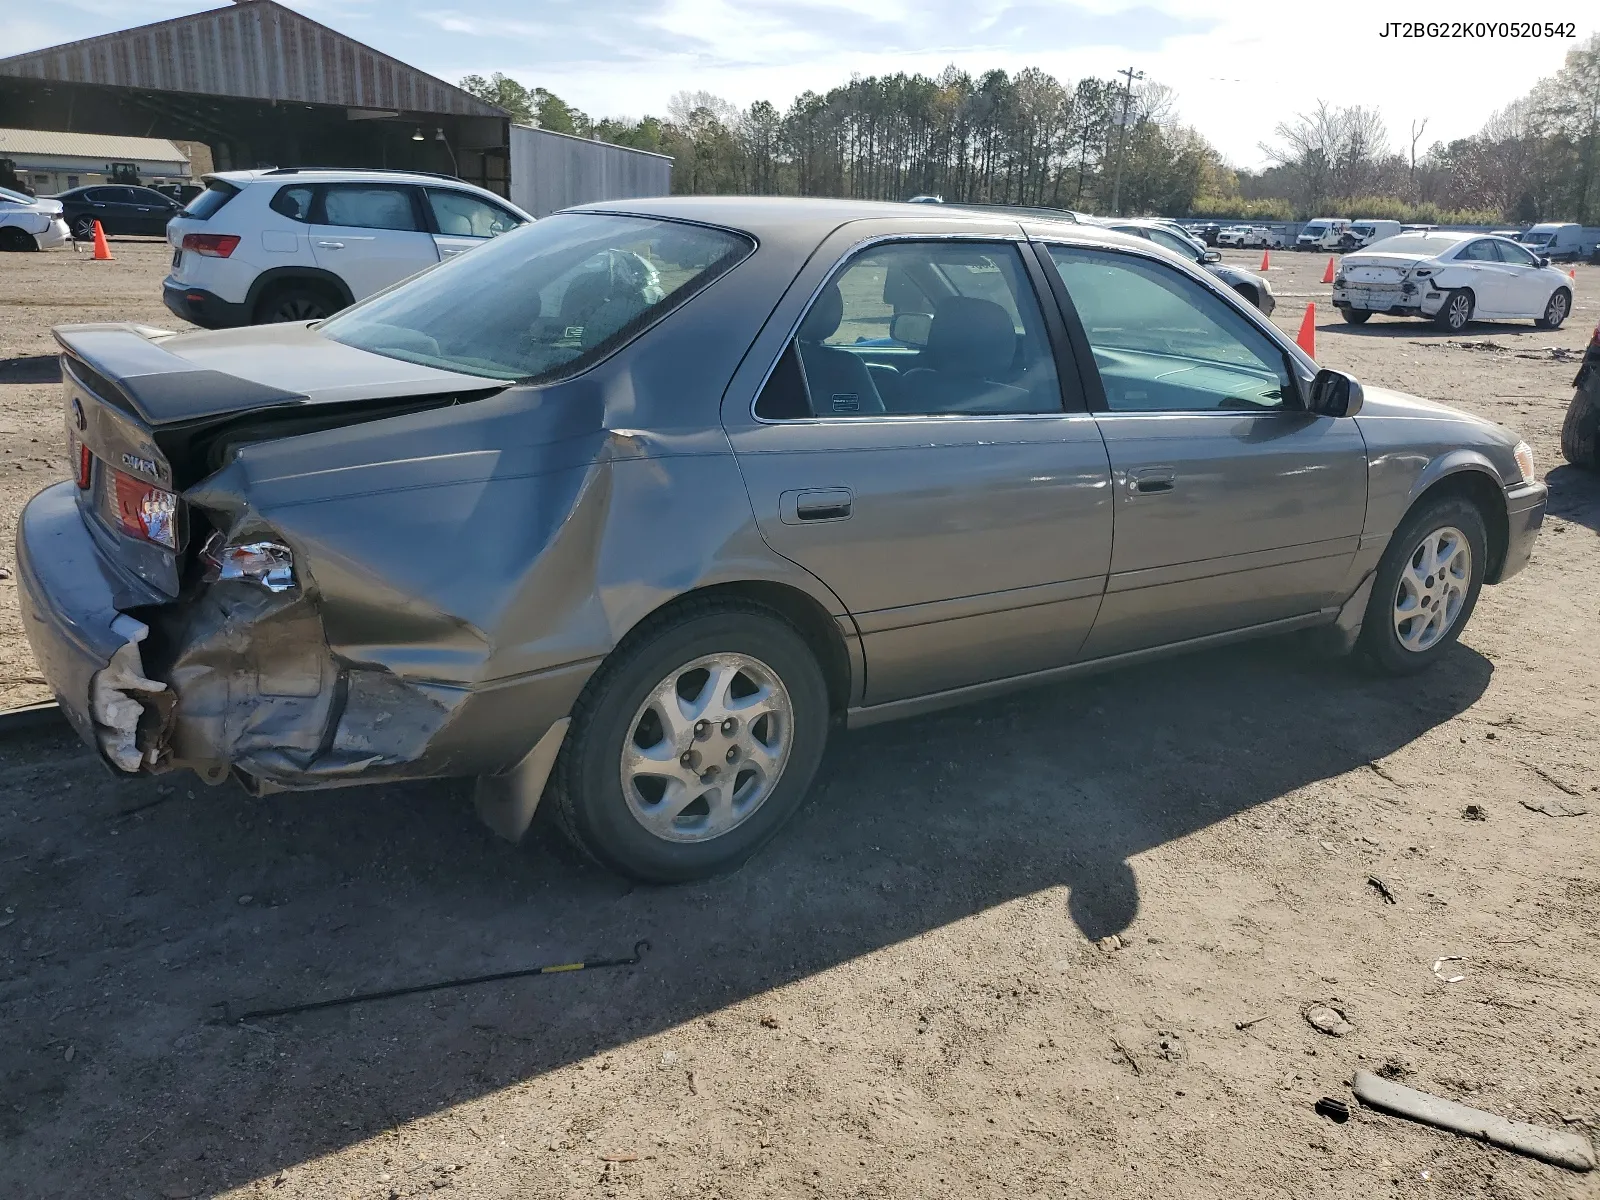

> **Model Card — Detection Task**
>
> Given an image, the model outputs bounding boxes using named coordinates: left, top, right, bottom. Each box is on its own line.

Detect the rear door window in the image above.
left=320, top=184, right=422, bottom=231
left=269, top=185, right=315, bottom=222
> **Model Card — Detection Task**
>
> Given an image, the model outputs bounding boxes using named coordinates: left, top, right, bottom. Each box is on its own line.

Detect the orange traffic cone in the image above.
left=91, top=220, right=112, bottom=261
left=1296, top=303, right=1316, bottom=358
left=1322, top=257, right=1336, bottom=284
left=1571, top=268, right=1578, bottom=281
left=1259, top=249, right=1271, bottom=272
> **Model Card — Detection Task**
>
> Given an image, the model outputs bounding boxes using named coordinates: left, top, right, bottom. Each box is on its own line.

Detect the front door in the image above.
left=1491, top=238, right=1552, bottom=316
left=725, top=233, right=1114, bottom=706
left=1041, top=243, right=1368, bottom=660
left=309, top=183, right=440, bottom=302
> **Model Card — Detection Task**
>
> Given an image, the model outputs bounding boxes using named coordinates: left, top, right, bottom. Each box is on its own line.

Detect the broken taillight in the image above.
left=201, top=531, right=295, bottom=592
left=181, top=233, right=240, bottom=258
left=111, top=469, right=178, bottom=549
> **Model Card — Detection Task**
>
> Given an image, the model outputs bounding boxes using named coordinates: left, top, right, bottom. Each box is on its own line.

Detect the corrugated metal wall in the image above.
left=0, top=0, right=502, bottom=118
left=510, top=125, right=672, bottom=218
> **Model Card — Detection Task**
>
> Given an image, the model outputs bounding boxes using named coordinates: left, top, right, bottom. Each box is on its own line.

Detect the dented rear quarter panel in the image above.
left=165, top=217, right=860, bottom=783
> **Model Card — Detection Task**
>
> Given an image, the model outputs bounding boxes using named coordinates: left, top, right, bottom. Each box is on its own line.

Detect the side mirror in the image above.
left=1538, top=256, right=1550, bottom=268
left=890, top=311, right=932, bottom=347
left=1202, top=249, right=1221, bottom=263
left=1309, top=368, right=1364, bottom=418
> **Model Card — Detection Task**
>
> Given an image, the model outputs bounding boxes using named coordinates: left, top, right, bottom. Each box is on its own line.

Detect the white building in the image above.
left=0, top=127, right=190, bottom=194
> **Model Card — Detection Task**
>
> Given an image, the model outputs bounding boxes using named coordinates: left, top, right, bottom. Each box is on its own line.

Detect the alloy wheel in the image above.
left=1392, top=526, right=1471, bottom=653
left=1545, top=292, right=1568, bottom=326
left=620, top=652, right=794, bottom=843
left=267, top=295, right=331, bottom=322
left=1446, top=294, right=1470, bottom=330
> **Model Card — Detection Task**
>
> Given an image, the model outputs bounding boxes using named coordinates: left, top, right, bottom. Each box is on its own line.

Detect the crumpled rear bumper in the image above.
left=15, top=482, right=166, bottom=768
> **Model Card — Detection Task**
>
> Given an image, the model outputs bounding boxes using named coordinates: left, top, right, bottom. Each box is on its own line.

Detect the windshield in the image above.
left=1518, top=232, right=1553, bottom=245
left=1301, top=223, right=1328, bottom=235
left=320, top=213, right=753, bottom=382
left=0, top=186, right=34, bottom=205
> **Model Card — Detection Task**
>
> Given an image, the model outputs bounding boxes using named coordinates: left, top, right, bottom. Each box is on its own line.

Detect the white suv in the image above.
left=162, top=168, right=532, bottom=327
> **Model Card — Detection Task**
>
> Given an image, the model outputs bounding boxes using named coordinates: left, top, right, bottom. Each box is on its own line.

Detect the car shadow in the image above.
left=1, top=637, right=1492, bottom=1193
left=0, top=355, right=61, bottom=385
left=1544, top=463, right=1600, bottom=531
left=1322, top=319, right=1542, bottom=340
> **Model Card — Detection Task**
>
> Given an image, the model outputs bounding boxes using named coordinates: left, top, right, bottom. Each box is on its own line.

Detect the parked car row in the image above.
left=19, top=197, right=1545, bottom=881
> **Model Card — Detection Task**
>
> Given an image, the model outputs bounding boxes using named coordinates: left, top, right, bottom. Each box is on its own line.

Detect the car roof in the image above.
left=565, top=195, right=1147, bottom=247
left=210, top=168, right=495, bottom=190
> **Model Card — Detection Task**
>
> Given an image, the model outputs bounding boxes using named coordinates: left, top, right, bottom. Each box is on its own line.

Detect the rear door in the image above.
left=85, top=186, right=138, bottom=234
left=423, top=188, right=524, bottom=260
left=308, top=183, right=439, bottom=301
left=721, top=219, right=1114, bottom=707
left=1039, top=241, right=1367, bottom=659
left=128, top=187, right=177, bottom=235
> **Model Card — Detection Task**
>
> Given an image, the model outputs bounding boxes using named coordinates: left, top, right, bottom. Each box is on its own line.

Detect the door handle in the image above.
left=315, top=240, right=345, bottom=249
left=1128, top=468, right=1176, bottom=495
left=781, top=488, right=853, bottom=524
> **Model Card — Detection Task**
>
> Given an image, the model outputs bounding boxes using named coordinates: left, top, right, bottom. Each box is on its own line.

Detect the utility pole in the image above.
left=1110, top=65, right=1143, bottom=216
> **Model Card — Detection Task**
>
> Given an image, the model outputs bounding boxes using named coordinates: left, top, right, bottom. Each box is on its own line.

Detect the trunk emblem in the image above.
left=121, top=452, right=160, bottom=478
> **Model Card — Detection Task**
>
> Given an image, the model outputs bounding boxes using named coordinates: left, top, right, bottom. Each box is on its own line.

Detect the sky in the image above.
left=2, top=0, right=1594, bottom=169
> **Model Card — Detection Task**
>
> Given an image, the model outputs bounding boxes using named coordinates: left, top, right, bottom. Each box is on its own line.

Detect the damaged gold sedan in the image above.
left=17, top=198, right=1546, bottom=881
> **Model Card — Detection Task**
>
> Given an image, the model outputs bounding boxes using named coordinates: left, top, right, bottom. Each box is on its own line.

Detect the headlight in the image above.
left=1513, top=441, right=1536, bottom=484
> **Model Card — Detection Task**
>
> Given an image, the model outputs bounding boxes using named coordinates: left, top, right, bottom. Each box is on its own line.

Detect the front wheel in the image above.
left=1341, top=308, right=1372, bottom=325
left=1433, top=289, right=1473, bottom=333
left=547, top=601, right=830, bottom=882
left=1536, top=288, right=1570, bottom=330
left=1358, top=496, right=1488, bottom=675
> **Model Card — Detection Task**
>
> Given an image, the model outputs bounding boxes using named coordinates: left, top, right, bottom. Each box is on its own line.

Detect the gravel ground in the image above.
left=1, top=238, right=1598, bottom=1200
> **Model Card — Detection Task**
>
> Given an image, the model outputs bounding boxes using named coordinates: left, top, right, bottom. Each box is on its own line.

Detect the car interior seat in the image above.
left=795, top=281, right=886, bottom=416
left=896, top=296, right=1029, bottom=413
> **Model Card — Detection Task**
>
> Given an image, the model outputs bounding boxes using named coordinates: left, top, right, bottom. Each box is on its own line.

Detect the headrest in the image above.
left=924, top=296, right=1016, bottom=376
left=798, top=280, right=845, bottom=343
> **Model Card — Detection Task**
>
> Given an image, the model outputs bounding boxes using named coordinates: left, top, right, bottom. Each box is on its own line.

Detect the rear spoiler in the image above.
left=53, top=324, right=306, bottom=428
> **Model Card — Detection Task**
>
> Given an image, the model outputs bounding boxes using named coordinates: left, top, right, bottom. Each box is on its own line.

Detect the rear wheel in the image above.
left=70, top=216, right=95, bottom=241
left=1341, top=308, right=1372, bottom=325
left=0, top=226, right=37, bottom=252
left=1561, top=380, right=1600, bottom=469
left=1536, top=288, right=1570, bottom=330
left=547, top=600, right=830, bottom=882
left=253, top=282, right=339, bottom=324
left=1358, top=495, right=1488, bottom=675
left=1434, top=289, right=1473, bottom=333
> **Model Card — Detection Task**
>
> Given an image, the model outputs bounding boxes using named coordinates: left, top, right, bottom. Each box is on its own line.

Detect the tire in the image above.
left=70, top=216, right=95, bottom=242
left=0, top=226, right=37, bottom=252
left=1433, top=289, right=1473, bottom=333
left=546, top=600, right=830, bottom=882
left=1341, top=308, right=1372, bottom=325
left=1536, top=288, right=1570, bottom=331
left=1358, top=495, right=1489, bottom=675
left=1561, top=379, right=1600, bottom=469
left=253, top=282, right=339, bottom=324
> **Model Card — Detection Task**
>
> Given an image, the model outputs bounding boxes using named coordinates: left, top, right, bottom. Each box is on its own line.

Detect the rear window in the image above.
left=183, top=181, right=239, bottom=220
left=319, top=213, right=753, bottom=382
left=1363, top=235, right=1465, bottom=255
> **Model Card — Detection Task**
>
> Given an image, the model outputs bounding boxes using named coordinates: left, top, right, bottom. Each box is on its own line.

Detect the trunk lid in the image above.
left=53, top=322, right=504, bottom=597
left=1340, top=253, right=1430, bottom=286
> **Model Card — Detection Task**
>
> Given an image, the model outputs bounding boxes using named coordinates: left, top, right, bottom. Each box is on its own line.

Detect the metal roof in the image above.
left=0, top=1, right=506, bottom=119
left=0, top=127, right=188, bottom=164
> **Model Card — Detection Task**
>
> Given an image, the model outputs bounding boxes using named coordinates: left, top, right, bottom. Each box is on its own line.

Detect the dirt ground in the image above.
left=1, top=237, right=1598, bottom=1200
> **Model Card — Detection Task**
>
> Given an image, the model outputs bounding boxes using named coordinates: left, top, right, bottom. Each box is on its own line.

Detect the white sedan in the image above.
left=1334, top=232, right=1573, bottom=332
left=0, top=187, right=70, bottom=251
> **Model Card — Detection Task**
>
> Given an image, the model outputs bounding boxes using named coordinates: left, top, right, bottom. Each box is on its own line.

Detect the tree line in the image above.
left=463, top=31, right=1600, bottom=224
